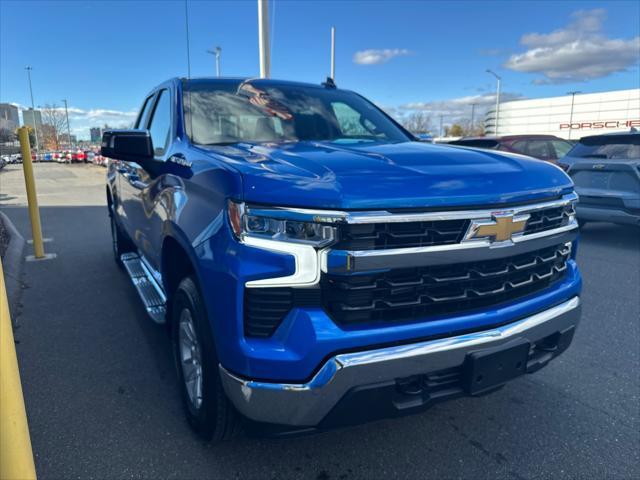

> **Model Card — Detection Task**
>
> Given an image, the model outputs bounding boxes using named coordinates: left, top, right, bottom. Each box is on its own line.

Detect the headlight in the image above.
left=228, top=200, right=336, bottom=247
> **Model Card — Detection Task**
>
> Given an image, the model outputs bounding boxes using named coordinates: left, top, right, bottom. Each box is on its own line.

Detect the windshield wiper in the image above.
left=201, top=141, right=240, bottom=146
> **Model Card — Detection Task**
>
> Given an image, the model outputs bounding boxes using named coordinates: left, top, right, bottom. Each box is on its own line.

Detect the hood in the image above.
left=201, top=141, right=574, bottom=209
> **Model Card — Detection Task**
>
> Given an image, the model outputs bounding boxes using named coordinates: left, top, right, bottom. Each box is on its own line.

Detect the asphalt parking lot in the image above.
left=1, top=163, right=639, bottom=479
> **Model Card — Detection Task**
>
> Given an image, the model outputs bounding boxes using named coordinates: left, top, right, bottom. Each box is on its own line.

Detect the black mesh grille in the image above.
left=524, top=204, right=574, bottom=235
left=334, top=219, right=469, bottom=250
left=321, top=244, right=570, bottom=326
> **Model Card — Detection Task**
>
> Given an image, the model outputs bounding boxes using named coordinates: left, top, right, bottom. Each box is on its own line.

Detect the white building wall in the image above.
left=485, top=89, right=640, bottom=139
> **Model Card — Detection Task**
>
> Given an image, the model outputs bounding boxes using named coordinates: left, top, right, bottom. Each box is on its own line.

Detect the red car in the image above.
left=448, top=135, right=573, bottom=163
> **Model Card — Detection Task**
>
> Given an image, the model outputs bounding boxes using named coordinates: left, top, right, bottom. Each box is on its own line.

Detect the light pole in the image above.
left=470, top=103, right=477, bottom=133
left=330, top=26, right=336, bottom=80
left=258, top=0, right=270, bottom=78
left=439, top=114, right=444, bottom=138
left=566, top=91, right=581, bottom=140
left=24, top=66, right=40, bottom=152
left=486, top=69, right=501, bottom=135
left=62, top=99, right=72, bottom=149
left=207, top=46, right=222, bottom=76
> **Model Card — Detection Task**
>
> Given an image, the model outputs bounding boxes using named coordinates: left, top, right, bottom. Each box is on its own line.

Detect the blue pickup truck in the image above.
left=103, top=77, right=582, bottom=441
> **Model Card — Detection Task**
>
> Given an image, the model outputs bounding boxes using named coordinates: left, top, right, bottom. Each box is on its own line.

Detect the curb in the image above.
left=0, top=210, right=25, bottom=323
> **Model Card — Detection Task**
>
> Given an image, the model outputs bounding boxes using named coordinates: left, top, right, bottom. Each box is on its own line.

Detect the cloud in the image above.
left=353, top=48, right=411, bottom=65
left=15, top=103, right=137, bottom=139
left=504, top=9, right=640, bottom=84
left=379, top=91, right=524, bottom=133
left=398, top=92, right=523, bottom=117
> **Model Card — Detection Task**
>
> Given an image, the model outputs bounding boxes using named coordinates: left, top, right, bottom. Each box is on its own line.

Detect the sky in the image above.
left=1, top=0, right=639, bottom=139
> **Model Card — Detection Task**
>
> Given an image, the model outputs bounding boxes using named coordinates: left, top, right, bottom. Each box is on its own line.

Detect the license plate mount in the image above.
left=464, top=339, right=531, bottom=395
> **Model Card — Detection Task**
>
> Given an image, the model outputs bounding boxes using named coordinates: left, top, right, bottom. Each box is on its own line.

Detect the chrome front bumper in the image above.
left=220, top=296, right=581, bottom=427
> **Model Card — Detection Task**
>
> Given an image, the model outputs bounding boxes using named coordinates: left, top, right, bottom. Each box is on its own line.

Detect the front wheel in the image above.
left=109, top=208, right=134, bottom=265
left=172, top=276, right=240, bottom=441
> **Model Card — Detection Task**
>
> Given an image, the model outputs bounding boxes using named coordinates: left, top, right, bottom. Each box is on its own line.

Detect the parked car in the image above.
left=415, top=133, right=434, bottom=143
left=559, top=131, right=639, bottom=226
left=448, top=135, right=574, bottom=164
left=104, top=77, right=582, bottom=441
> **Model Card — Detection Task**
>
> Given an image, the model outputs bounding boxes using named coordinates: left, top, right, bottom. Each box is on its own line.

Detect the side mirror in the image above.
left=101, top=130, right=153, bottom=163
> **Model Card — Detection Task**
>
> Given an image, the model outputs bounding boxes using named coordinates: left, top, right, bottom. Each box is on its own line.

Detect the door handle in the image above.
left=131, top=180, right=148, bottom=189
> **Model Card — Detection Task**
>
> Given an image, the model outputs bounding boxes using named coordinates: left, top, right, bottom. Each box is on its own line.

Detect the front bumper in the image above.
left=220, top=296, right=581, bottom=427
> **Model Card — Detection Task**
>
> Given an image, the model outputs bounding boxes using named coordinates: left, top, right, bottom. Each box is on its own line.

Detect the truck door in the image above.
left=119, top=89, right=173, bottom=267
left=117, top=93, right=156, bottom=240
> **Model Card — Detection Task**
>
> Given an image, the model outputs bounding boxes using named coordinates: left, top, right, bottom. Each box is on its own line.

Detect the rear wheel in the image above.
left=172, top=276, right=240, bottom=441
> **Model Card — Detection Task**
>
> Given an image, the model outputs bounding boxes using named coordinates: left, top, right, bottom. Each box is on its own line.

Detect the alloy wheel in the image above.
left=178, top=308, right=203, bottom=410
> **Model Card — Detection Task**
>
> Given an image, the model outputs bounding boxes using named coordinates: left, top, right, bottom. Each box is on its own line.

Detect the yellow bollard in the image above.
left=17, top=127, right=45, bottom=259
left=0, top=259, right=37, bottom=480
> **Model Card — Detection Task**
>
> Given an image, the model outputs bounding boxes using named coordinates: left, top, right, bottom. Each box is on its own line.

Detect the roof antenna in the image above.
left=322, top=77, right=336, bottom=89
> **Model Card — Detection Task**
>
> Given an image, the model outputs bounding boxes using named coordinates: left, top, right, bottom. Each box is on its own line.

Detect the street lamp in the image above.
left=330, top=26, right=336, bottom=80
left=486, top=69, right=501, bottom=135
left=206, top=46, right=222, bottom=76
left=24, top=66, right=40, bottom=151
left=566, top=91, right=581, bottom=140
left=62, top=99, right=72, bottom=149
left=258, top=0, right=270, bottom=78
left=470, top=103, right=477, bottom=133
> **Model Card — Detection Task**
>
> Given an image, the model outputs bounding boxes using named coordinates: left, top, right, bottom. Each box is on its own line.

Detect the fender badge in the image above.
left=168, top=155, right=192, bottom=168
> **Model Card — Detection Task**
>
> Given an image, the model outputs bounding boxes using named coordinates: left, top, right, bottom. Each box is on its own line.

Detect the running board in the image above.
left=121, top=253, right=166, bottom=324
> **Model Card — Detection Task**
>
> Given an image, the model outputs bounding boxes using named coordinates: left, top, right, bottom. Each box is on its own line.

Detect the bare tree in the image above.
left=0, top=127, right=15, bottom=143
left=402, top=111, right=433, bottom=134
left=41, top=104, right=68, bottom=150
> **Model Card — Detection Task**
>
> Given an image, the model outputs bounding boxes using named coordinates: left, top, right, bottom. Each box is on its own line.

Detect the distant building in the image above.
left=59, top=132, right=77, bottom=145
left=22, top=108, right=43, bottom=131
left=485, top=89, right=640, bottom=139
left=90, top=127, right=103, bottom=143
left=0, top=103, right=20, bottom=132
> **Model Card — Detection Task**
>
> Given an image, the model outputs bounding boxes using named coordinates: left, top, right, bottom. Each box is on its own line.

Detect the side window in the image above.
left=551, top=140, right=572, bottom=159
left=510, top=140, right=528, bottom=155
left=526, top=140, right=553, bottom=160
left=147, top=90, right=172, bottom=157
left=135, top=95, right=155, bottom=129
left=331, top=102, right=374, bottom=137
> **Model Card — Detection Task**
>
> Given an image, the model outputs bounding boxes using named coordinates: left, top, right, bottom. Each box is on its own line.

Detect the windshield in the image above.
left=183, top=80, right=410, bottom=146
left=567, top=134, right=640, bottom=160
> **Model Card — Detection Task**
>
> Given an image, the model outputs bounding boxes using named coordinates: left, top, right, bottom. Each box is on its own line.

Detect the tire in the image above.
left=171, top=276, right=240, bottom=441
left=109, top=206, right=134, bottom=265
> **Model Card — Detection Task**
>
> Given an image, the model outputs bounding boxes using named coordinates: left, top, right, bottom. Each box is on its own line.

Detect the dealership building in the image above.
left=485, top=88, right=640, bottom=139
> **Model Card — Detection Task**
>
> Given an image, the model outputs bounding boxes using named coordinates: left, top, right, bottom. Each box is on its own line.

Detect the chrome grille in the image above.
left=321, top=244, right=570, bottom=326
left=333, top=201, right=575, bottom=251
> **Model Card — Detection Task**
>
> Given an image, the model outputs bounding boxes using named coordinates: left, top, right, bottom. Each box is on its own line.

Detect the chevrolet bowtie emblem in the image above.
left=466, top=212, right=530, bottom=243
